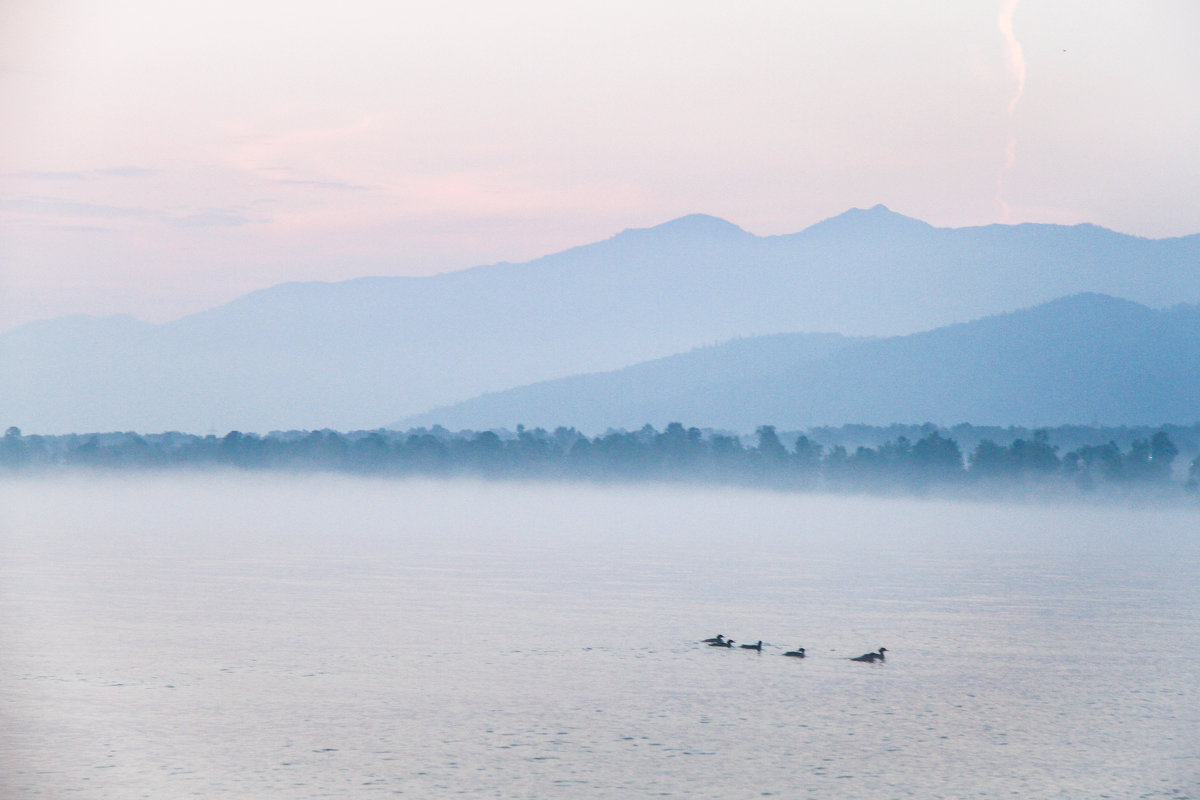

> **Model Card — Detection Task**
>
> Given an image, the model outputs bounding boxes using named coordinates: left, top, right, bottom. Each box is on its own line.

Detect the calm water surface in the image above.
left=2, top=475, right=1198, bottom=798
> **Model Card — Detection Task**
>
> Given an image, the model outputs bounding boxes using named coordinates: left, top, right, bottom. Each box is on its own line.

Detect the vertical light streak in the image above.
left=998, top=0, right=1026, bottom=113
left=996, top=0, right=1025, bottom=221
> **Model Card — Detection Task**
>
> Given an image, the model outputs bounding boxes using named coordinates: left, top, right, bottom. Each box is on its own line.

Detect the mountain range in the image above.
left=3, top=206, right=1199, bottom=433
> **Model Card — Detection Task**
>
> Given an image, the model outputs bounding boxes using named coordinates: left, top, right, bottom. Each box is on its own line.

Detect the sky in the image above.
left=1, top=0, right=1198, bottom=330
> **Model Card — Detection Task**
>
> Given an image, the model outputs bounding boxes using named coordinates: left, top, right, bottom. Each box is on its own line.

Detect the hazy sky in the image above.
left=1, top=0, right=1197, bottom=329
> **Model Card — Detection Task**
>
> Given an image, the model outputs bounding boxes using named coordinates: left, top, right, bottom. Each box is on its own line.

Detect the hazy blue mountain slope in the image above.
left=400, top=332, right=860, bottom=432
left=4, top=207, right=1199, bottom=433
left=738, top=293, right=1200, bottom=429
left=403, top=294, right=1200, bottom=432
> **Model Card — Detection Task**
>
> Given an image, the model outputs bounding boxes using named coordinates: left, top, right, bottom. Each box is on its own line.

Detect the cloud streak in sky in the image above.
left=2, top=167, right=158, bottom=182
left=167, top=210, right=265, bottom=228
left=1, top=195, right=154, bottom=220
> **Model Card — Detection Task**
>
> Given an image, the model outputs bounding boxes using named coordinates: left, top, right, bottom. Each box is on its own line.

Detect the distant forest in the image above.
left=4, top=423, right=1199, bottom=496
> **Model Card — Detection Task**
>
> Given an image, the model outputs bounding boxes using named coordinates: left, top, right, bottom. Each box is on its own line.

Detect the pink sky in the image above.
left=1, top=0, right=1198, bottom=329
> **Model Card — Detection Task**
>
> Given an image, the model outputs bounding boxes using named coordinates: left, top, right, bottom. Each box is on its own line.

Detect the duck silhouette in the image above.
left=849, top=647, right=887, bottom=663
left=740, top=640, right=763, bottom=652
left=782, top=647, right=806, bottom=658
left=708, top=638, right=734, bottom=648
left=701, top=634, right=727, bottom=644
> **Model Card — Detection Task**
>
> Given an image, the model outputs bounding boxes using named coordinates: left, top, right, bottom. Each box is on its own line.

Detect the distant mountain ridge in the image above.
left=398, top=331, right=862, bottom=432
left=3, top=207, right=1199, bottom=433
left=402, top=294, right=1200, bottom=432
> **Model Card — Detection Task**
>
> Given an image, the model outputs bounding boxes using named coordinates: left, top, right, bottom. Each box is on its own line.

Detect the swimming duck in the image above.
left=783, top=647, right=806, bottom=658
left=850, top=647, right=887, bottom=663
left=708, top=638, right=734, bottom=647
left=740, top=640, right=763, bottom=652
left=701, top=634, right=727, bottom=644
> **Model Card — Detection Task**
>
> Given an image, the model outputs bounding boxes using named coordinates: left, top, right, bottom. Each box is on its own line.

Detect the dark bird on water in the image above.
left=850, top=648, right=887, bottom=663
left=701, top=634, right=727, bottom=644
left=740, top=640, right=763, bottom=652
left=783, top=647, right=806, bottom=658
left=709, top=638, right=734, bottom=647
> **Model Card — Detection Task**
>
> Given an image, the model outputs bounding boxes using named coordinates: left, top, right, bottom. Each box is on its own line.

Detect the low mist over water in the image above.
left=2, top=475, right=1198, bottom=798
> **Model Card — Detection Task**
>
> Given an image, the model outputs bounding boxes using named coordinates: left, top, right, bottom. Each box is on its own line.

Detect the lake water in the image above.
left=2, top=474, right=1198, bottom=799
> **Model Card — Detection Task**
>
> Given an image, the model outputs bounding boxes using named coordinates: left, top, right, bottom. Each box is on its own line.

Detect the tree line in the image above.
left=3, top=422, right=1198, bottom=495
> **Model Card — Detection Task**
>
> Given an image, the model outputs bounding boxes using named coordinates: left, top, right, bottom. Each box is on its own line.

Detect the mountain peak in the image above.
left=799, top=204, right=933, bottom=238
left=1010, top=292, right=1153, bottom=322
left=617, top=214, right=751, bottom=240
